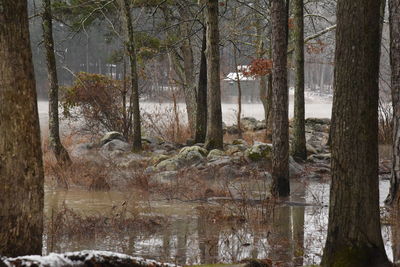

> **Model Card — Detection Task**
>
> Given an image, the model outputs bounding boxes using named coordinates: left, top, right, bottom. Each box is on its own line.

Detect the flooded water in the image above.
left=37, top=100, right=332, bottom=131
left=43, top=180, right=393, bottom=266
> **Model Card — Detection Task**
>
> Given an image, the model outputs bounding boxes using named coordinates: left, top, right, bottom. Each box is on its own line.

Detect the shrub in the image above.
left=61, top=72, right=134, bottom=139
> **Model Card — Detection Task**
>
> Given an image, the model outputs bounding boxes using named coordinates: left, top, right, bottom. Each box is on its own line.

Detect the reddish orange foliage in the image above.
left=243, top=58, right=273, bottom=77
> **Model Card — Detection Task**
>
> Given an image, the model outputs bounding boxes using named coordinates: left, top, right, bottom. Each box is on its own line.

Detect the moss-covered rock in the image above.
left=244, top=143, right=272, bottom=161
left=207, top=149, right=225, bottom=159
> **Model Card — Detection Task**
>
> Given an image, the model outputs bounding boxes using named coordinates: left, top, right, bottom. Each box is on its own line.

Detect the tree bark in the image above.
left=195, top=26, right=208, bottom=144
left=234, top=47, right=243, bottom=139
left=321, top=0, right=391, bottom=266
left=42, top=0, right=71, bottom=164
left=386, top=0, right=400, bottom=205
left=0, top=0, right=44, bottom=256
left=271, top=0, right=290, bottom=197
left=120, top=0, right=142, bottom=151
left=291, top=0, right=307, bottom=161
left=179, top=4, right=197, bottom=136
left=204, top=0, right=223, bottom=150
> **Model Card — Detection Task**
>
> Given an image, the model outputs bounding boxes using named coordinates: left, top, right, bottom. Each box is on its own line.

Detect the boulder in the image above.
left=179, top=145, right=208, bottom=157
left=241, top=117, right=258, bottom=131
left=207, top=156, right=232, bottom=167
left=100, top=140, right=131, bottom=156
left=306, top=144, right=318, bottom=155
left=151, top=154, right=170, bottom=165
left=207, top=149, right=225, bottom=159
left=100, top=131, right=125, bottom=146
left=232, top=139, right=248, bottom=146
left=289, top=156, right=305, bottom=177
left=142, top=136, right=164, bottom=145
left=245, top=142, right=272, bottom=161
left=226, top=144, right=247, bottom=156
left=70, top=142, right=95, bottom=158
left=155, top=146, right=207, bottom=171
left=156, top=158, right=182, bottom=171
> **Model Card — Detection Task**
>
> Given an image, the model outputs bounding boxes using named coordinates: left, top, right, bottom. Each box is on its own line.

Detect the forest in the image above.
left=0, top=0, right=399, bottom=266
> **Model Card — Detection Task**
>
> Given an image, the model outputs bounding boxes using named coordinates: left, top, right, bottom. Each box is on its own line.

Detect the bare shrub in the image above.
left=61, top=72, right=135, bottom=140
left=378, top=100, right=393, bottom=144
left=141, top=101, right=191, bottom=144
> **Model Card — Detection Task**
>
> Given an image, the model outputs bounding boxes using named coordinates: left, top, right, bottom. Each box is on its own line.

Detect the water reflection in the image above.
left=43, top=180, right=393, bottom=266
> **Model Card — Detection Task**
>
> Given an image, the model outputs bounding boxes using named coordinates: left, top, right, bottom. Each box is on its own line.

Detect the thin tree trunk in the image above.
left=321, top=0, right=391, bottom=265
left=195, top=26, right=208, bottom=143
left=271, top=0, right=290, bottom=197
left=204, top=0, right=223, bottom=150
left=234, top=47, right=243, bottom=139
left=0, top=0, right=44, bottom=256
left=120, top=0, right=142, bottom=151
left=180, top=5, right=197, bottom=135
left=291, top=0, right=307, bottom=161
left=42, top=0, right=71, bottom=164
left=386, top=0, right=400, bottom=205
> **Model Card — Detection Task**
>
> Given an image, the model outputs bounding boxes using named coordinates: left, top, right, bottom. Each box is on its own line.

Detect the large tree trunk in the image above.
left=271, top=0, right=290, bottom=197
left=321, top=0, right=391, bottom=266
left=291, top=0, right=307, bottom=161
left=42, top=0, right=71, bottom=164
left=195, top=27, right=208, bottom=143
left=120, top=0, right=142, bottom=151
left=0, top=0, right=44, bottom=256
left=386, top=0, right=400, bottom=205
left=179, top=5, right=197, bottom=135
left=204, top=0, right=223, bottom=150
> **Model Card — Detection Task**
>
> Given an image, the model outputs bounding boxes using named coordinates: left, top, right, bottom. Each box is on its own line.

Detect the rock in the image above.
left=245, top=142, right=272, bottom=161
left=100, top=140, right=131, bottom=156
left=151, top=154, right=170, bottom=165
left=70, top=142, right=95, bottom=157
left=305, top=118, right=331, bottom=125
left=218, top=165, right=240, bottom=179
left=100, top=131, right=125, bottom=146
left=241, top=117, right=258, bottom=131
left=232, top=139, right=248, bottom=146
left=156, top=158, right=181, bottom=171
left=226, top=144, right=247, bottom=156
left=179, top=145, right=208, bottom=157
left=207, top=149, right=225, bottom=159
left=207, top=156, right=232, bottom=167
left=142, top=136, right=164, bottom=145
left=155, top=146, right=207, bottom=171
left=289, top=156, right=304, bottom=177
left=308, top=153, right=331, bottom=163
left=0, top=250, right=178, bottom=267
left=150, top=171, right=178, bottom=184
left=306, top=144, right=318, bottom=155
left=226, top=125, right=240, bottom=134
left=186, top=139, right=196, bottom=146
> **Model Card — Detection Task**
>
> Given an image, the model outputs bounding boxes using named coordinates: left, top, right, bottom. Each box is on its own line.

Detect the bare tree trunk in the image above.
left=321, top=0, right=391, bottom=265
left=42, top=0, right=71, bottom=164
left=180, top=4, right=197, bottom=135
left=271, top=0, right=290, bottom=197
left=204, top=0, right=223, bottom=150
left=291, top=0, right=307, bottom=161
left=120, top=0, right=142, bottom=151
left=195, top=27, right=208, bottom=143
left=386, top=0, right=400, bottom=205
left=233, top=47, right=243, bottom=138
left=0, top=0, right=44, bottom=256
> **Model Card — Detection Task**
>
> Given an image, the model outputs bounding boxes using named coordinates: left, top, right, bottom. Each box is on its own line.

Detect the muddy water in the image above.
left=43, top=180, right=393, bottom=266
